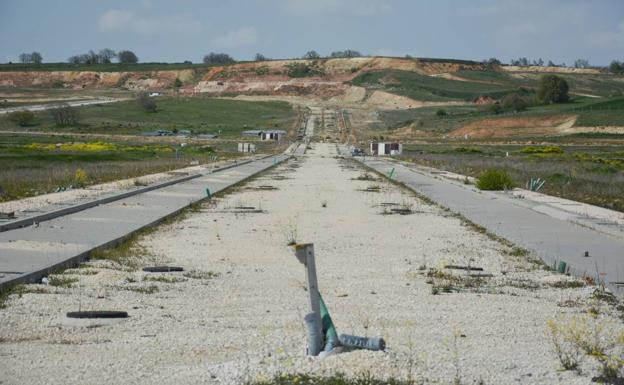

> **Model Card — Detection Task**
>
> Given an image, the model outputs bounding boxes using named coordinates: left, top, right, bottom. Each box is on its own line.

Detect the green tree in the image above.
left=502, top=93, right=528, bottom=112
left=609, top=60, right=623, bottom=74
left=8, top=110, right=37, bottom=126
left=536, top=75, right=569, bottom=104
left=118, top=50, right=138, bottom=64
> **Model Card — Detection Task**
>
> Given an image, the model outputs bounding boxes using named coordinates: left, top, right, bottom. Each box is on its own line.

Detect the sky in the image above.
left=0, top=0, right=623, bottom=66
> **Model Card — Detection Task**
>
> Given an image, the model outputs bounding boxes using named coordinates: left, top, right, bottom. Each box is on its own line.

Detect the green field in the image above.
left=0, top=96, right=296, bottom=138
left=351, top=69, right=624, bottom=102
left=0, top=134, right=277, bottom=202
left=400, top=144, right=624, bottom=212
left=377, top=95, right=624, bottom=135
left=351, top=70, right=520, bottom=102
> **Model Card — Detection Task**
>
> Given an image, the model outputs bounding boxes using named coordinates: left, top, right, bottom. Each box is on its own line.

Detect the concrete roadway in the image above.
left=359, top=156, right=624, bottom=294
left=0, top=154, right=291, bottom=288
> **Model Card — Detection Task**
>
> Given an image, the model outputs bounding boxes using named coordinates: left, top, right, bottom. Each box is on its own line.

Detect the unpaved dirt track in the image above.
left=0, top=143, right=615, bottom=384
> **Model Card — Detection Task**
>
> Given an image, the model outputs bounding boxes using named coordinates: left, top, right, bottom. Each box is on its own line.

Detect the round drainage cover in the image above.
left=142, top=266, right=184, bottom=273
left=67, top=310, right=128, bottom=319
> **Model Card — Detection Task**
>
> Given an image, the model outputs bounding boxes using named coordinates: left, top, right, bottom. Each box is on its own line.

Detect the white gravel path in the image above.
left=0, top=143, right=620, bottom=385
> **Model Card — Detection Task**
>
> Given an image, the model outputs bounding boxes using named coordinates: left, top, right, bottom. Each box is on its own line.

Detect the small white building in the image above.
left=237, top=143, right=256, bottom=153
left=260, top=131, right=283, bottom=141
left=370, top=142, right=402, bottom=156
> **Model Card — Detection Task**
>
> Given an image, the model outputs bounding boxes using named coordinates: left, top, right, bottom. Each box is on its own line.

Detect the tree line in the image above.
left=67, top=49, right=138, bottom=65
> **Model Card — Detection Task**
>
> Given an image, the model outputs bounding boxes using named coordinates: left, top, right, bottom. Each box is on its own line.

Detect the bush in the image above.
left=136, top=92, right=157, bottom=112
left=537, top=74, right=569, bottom=104
left=285, top=62, right=324, bottom=78
left=487, top=103, right=502, bottom=114
left=520, top=146, right=563, bottom=154
left=502, top=93, right=528, bottom=112
left=7, top=110, right=37, bottom=126
left=476, top=169, right=515, bottom=190
left=435, top=109, right=447, bottom=116
left=74, top=168, right=89, bottom=187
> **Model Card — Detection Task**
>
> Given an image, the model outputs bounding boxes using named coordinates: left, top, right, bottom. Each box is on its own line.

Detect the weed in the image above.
left=549, top=280, right=585, bottom=289
left=249, top=372, right=413, bottom=385
left=48, top=275, right=79, bottom=288
left=73, top=168, right=89, bottom=187
left=547, top=316, right=624, bottom=380
left=122, top=285, right=159, bottom=294
left=143, top=275, right=187, bottom=283
left=183, top=270, right=219, bottom=280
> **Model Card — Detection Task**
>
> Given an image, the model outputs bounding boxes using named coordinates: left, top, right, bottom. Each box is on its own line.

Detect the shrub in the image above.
left=520, top=146, right=563, bottom=154
left=435, top=109, right=447, bottom=117
left=74, top=168, right=89, bottom=187
left=136, top=92, right=157, bottom=112
left=537, top=74, right=569, bottom=104
left=285, top=62, right=323, bottom=78
left=172, top=77, right=182, bottom=88
left=502, top=93, right=528, bottom=112
left=476, top=169, right=515, bottom=190
left=487, top=103, right=502, bottom=114
left=7, top=110, right=37, bottom=126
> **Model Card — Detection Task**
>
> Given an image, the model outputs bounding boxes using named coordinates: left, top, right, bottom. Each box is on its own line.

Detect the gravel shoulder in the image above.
left=0, top=143, right=621, bottom=385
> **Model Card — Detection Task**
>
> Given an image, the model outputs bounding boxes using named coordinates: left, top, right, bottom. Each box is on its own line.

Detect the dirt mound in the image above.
left=449, top=115, right=578, bottom=138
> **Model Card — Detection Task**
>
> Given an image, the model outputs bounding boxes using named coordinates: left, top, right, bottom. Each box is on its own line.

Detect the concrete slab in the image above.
left=358, top=156, right=624, bottom=294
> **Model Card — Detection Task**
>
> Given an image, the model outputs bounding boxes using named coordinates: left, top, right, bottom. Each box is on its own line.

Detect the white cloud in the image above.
left=283, top=0, right=392, bottom=16
left=212, top=27, right=258, bottom=48
left=98, top=9, right=202, bottom=36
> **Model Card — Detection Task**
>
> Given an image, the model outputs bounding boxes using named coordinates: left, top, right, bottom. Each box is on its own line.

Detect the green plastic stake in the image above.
left=206, top=188, right=212, bottom=199
left=557, top=261, right=567, bottom=274
left=318, top=294, right=338, bottom=351
left=388, top=167, right=395, bottom=179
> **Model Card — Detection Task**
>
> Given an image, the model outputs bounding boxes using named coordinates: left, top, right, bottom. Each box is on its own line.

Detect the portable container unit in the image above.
left=370, top=142, right=402, bottom=156
left=237, top=143, right=256, bottom=153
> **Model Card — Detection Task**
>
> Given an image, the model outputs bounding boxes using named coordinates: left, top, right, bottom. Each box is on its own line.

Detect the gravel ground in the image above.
left=0, top=143, right=621, bottom=385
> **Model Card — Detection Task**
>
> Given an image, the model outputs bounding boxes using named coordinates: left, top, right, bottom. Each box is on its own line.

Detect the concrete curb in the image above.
left=0, top=155, right=272, bottom=233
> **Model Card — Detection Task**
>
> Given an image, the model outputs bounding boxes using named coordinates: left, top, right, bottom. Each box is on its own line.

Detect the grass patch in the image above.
left=48, top=276, right=79, bottom=288
left=183, top=270, right=220, bottom=280
left=351, top=69, right=519, bottom=102
left=122, top=284, right=159, bottom=294
left=143, top=275, right=187, bottom=283
left=251, top=373, right=412, bottom=385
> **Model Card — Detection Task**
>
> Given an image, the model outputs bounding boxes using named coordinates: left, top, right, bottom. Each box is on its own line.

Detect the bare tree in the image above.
left=574, top=59, right=590, bottom=68
left=98, top=48, right=117, bottom=64
left=31, top=52, right=43, bottom=65
left=50, top=104, right=79, bottom=126
left=254, top=53, right=268, bottom=61
left=18, top=53, right=32, bottom=64
left=136, top=92, right=157, bottom=112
